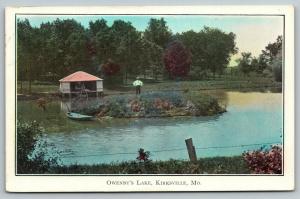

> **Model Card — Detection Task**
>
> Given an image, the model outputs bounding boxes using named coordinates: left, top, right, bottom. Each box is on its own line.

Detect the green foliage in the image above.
left=17, top=17, right=281, bottom=88
left=271, top=50, right=283, bottom=82
left=262, top=36, right=283, bottom=64
left=17, top=120, right=61, bottom=174
left=237, top=52, right=253, bottom=76
left=51, top=156, right=250, bottom=174
left=75, top=91, right=223, bottom=118
left=256, top=54, right=269, bottom=73
left=144, top=18, right=172, bottom=48
left=17, top=17, right=239, bottom=87
left=179, top=27, right=238, bottom=78
left=188, top=66, right=209, bottom=80
left=184, top=91, right=225, bottom=116
left=237, top=35, right=282, bottom=78
left=107, top=96, right=129, bottom=117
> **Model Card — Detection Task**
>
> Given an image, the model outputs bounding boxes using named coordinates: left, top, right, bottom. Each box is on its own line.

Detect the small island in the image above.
left=71, top=91, right=226, bottom=119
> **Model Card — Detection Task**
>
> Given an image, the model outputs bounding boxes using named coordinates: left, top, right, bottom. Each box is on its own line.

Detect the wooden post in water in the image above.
left=185, top=138, right=197, bottom=163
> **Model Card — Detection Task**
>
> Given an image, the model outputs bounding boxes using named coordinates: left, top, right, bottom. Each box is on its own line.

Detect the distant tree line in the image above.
left=17, top=17, right=239, bottom=91
left=237, top=36, right=283, bottom=82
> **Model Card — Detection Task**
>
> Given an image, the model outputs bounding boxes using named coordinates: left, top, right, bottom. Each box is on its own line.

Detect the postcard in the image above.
left=5, top=5, right=294, bottom=192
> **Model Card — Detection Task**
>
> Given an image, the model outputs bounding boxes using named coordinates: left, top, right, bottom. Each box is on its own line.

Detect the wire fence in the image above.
left=60, top=141, right=282, bottom=159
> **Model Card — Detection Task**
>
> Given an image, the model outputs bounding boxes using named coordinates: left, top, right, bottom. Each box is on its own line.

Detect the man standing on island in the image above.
left=133, top=77, right=143, bottom=95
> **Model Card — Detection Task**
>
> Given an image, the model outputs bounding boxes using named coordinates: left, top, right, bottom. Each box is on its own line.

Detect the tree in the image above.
left=144, top=18, right=172, bottom=48
left=90, top=19, right=112, bottom=68
left=110, top=20, right=142, bottom=83
left=17, top=17, right=242, bottom=86
left=17, top=19, right=42, bottom=92
left=50, top=19, right=88, bottom=77
left=271, top=49, right=282, bottom=82
left=238, top=52, right=253, bottom=76
left=261, top=35, right=282, bottom=64
left=179, top=27, right=237, bottom=78
left=138, top=38, right=164, bottom=80
left=17, top=121, right=60, bottom=174
left=260, top=35, right=283, bottom=81
left=256, top=54, right=268, bottom=74
left=202, top=27, right=237, bottom=77
left=250, top=57, right=259, bottom=72
left=163, top=40, right=191, bottom=79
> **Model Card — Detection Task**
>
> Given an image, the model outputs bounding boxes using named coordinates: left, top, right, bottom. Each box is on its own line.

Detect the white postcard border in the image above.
left=5, top=5, right=294, bottom=192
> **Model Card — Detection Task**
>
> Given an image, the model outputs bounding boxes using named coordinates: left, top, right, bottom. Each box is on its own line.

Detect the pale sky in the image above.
left=18, top=15, right=284, bottom=66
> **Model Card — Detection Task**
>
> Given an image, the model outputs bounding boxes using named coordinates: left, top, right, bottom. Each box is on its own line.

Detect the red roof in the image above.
left=59, top=71, right=103, bottom=82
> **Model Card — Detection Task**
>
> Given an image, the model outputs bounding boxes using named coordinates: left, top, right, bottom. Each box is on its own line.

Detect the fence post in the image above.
left=185, top=138, right=197, bottom=163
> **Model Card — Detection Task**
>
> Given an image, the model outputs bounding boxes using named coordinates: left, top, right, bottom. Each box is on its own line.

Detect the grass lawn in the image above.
left=17, top=75, right=281, bottom=95
left=17, top=81, right=59, bottom=93
left=142, top=76, right=281, bottom=91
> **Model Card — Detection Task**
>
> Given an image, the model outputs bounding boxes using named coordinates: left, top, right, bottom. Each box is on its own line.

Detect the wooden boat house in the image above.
left=59, top=71, right=103, bottom=97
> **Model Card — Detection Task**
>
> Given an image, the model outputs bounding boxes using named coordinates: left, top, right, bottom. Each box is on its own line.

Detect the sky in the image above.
left=17, top=15, right=284, bottom=66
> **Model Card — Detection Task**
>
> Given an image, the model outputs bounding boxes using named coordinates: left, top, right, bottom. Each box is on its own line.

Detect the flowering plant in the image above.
left=136, top=148, right=151, bottom=162
left=243, top=145, right=282, bottom=174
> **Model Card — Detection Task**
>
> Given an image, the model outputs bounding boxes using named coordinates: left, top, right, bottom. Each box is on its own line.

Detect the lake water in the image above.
left=17, top=91, right=283, bottom=165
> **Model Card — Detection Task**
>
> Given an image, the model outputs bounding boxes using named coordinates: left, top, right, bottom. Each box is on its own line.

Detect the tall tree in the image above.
left=238, top=52, right=253, bottom=76
left=261, top=35, right=283, bottom=64
left=179, top=27, right=237, bottom=78
left=201, top=27, right=237, bottom=77
left=110, top=20, right=142, bottom=83
left=89, top=19, right=111, bottom=69
left=138, top=38, right=163, bottom=79
left=144, top=18, right=172, bottom=49
left=17, top=19, right=42, bottom=92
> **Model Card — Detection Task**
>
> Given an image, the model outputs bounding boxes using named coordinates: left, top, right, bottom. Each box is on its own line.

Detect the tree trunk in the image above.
left=28, top=66, right=32, bottom=93
left=125, top=67, right=128, bottom=85
left=20, top=80, right=23, bottom=93
left=29, top=79, right=32, bottom=93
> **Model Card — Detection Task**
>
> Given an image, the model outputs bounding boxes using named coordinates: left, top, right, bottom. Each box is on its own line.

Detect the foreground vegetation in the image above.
left=51, top=156, right=250, bottom=174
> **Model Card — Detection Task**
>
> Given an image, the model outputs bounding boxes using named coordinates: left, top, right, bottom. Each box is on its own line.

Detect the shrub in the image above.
left=136, top=148, right=151, bottom=162
left=17, top=120, right=61, bottom=174
left=243, top=145, right=282, bottom=174
left=143, top=98, right=162, bottom=117
left=184, top=92, right=224, bottom=116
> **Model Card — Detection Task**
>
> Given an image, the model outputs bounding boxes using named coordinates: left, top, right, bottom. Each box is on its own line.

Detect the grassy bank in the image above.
left=51, top=156, right=250, bottom=174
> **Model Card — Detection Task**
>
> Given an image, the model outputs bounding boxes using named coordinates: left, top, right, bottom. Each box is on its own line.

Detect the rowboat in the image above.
left=66, top=112, right=94, bottom=121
